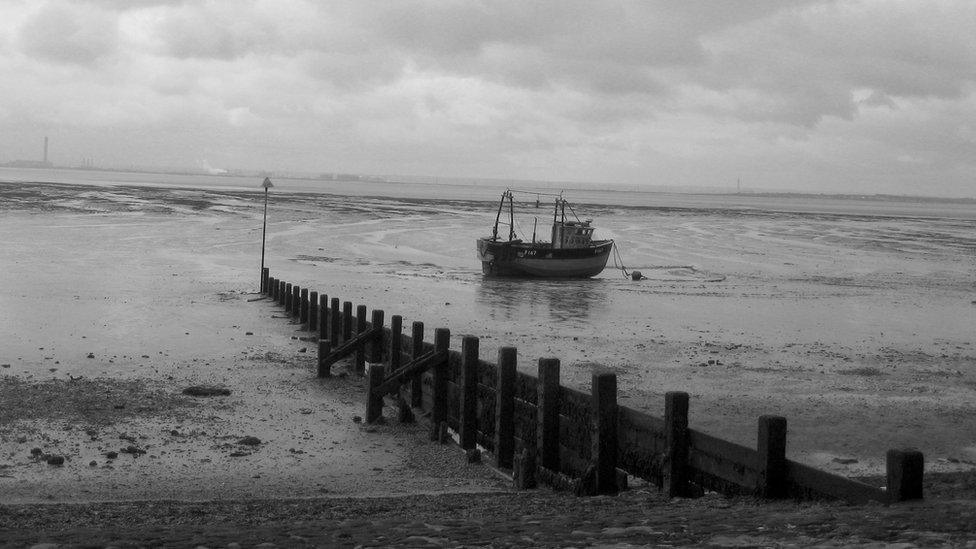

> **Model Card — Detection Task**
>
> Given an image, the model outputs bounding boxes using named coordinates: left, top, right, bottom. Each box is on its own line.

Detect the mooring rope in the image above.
left=610, top=242, right=727, bottom=282
left=611, top=242, right=635, bottom=279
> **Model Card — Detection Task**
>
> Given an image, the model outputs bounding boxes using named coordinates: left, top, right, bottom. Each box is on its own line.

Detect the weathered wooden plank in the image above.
left=688, top=428, right=758, bottom=470
left=513, top=398, right=537, bottom=448
left=515, top=372, right=537, bottom=404
left=476, top=383, right=497, bottom=440
left=688, top=447, right=758, bottom=491
left=558, top=447, right=590, bottom=478
left=476, top=431, right=495, bottom=453
left=618, top=407, right=665, bottom=436
left=786, top=460, right=887, bottom=503
left=616, top=407, right=666, bottom=482
left=477, top=359, right=498, bottom=388
left=371, top=350, right=445, bottom=395
left=559, top=385, right=591, bottom=458
left=319, top=327, right=382, bottom=370
left=447, top=349, right=462, bottom=383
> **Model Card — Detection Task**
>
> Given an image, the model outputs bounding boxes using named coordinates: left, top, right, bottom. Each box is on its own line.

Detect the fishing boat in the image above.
left=477, top=190, right=614, bottom=278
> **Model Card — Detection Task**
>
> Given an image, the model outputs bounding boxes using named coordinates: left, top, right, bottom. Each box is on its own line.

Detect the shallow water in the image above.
left=2, top=172, right=976, bottom=472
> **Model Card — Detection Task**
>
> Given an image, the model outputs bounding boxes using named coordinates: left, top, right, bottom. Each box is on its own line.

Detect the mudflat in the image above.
left=1, top=179, right=975, bottom=546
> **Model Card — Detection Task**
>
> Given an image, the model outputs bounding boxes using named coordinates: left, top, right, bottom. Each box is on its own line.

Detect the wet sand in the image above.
left=1, top=179, right=974, bottom=505
left=0, top=182, right=504, bottom=503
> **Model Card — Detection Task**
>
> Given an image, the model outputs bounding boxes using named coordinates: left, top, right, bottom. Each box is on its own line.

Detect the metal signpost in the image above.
left=260, top=177, right=273, bottom=290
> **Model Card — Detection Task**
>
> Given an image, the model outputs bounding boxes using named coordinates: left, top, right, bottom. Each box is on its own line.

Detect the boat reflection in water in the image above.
left=475, top=277, right=611, bottom=326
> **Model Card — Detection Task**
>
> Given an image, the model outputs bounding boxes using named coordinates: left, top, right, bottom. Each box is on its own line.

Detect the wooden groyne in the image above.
left=260, top=268, right=924, bottom=503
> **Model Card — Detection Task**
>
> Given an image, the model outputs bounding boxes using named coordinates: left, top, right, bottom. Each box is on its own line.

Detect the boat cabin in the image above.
left=552, top=220, right=596, bottom=249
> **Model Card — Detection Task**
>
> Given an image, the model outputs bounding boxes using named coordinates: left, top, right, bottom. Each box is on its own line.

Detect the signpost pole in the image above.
left=260, top=177, right=273, bottom=291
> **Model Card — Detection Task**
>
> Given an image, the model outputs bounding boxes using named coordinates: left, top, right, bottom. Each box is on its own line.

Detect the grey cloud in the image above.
left=83, top=0, right=188, bottom=9
left=18, top=2, right=119, bottom=65
left=155, top=6, right=279, bottom=60
left=696, top=1, right=976, bottom=126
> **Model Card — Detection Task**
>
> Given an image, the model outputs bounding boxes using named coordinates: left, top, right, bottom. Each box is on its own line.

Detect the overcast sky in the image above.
left=1, top=1, right=973, bottom=196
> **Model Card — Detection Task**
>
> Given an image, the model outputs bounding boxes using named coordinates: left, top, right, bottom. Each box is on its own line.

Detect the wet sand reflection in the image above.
left=475, top=277, right=611, bottom=326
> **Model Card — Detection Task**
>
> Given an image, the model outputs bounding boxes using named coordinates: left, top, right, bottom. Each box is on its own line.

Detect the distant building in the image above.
left=1, top=136, right=53, bottom=168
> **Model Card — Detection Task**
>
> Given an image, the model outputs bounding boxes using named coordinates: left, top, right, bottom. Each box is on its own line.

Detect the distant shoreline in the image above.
left=2, top=164, right=973, bottom=204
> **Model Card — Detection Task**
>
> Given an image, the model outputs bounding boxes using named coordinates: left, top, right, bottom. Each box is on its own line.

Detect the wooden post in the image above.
left=300, top=288, right=309, bottom=324
left=342, top=301, right=353, bottom=344
left=389, top=315, right=403, bottom=372
left=886, top=448, right=924, bottom=502
left=318, top=294, right=328, bottom=339
left=330, top=297, right=341, bottom=345
left=278, top=280, right=286, bottom=306
left=429, top=328, right=450, bottom=442
left=459, top=336, right=479, bottom=450
left=261, top=267, right=270, bottom=293
left=317, top=338, right=332, bottom=378
left=268, top=276, right=276, bottom=299
left=410, top=321, right=424, bottom=408
left=494, top=347, right=516, bottom=469
left=366, top=363, right=385, bottom=424
left=284, top=283, right=292, bottom=311
left=368, top=309, right=385, bottom=363
left=757, top=415, right=788, bottom=499
left=591, top=369, right=618, bottom=495
left=292, top=285, right=301, bottom=318
left=308, top=291, right=318, bottom=332
left=514, top=448, right=537, bottom=489
left=664, top=391, right=690, bottom=498
left=355, top=304, right=367, bottom=375
left=537, top=357, right=560, bottom=472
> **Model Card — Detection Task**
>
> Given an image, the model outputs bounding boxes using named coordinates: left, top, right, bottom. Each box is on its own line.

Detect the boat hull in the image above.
left=477, top=238, right=614, bottom=278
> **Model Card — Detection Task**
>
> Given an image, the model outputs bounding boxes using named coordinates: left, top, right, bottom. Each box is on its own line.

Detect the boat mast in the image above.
left=508, top=192, right=516, bottom=240
left=492, top=191, right=507, bottom=241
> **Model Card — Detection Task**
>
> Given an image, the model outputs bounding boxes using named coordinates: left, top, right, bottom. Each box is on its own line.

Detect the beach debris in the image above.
left=237, top=436, right=261, bottom=446
left=89, top=460, right=97, bottom=467
left=120, top=445, right=147, bottom=456
left=182, top=385, right=231, bottom=397
left=46, top=455, right=65, bottom=466
left=30, top=448, right=43, bottom=457
left=86, top=353, right=95, bottom=359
